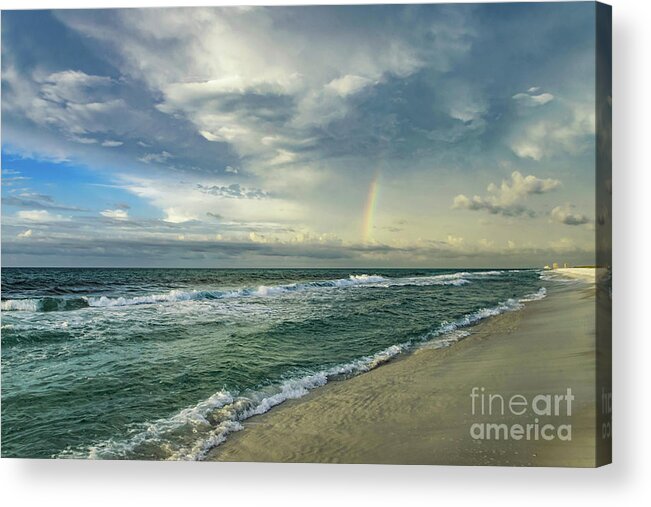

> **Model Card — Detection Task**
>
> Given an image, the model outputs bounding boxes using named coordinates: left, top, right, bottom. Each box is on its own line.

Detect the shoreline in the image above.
left=207, top=279, right=597, bottom=466
left=545, top=267, right=599, bottom=283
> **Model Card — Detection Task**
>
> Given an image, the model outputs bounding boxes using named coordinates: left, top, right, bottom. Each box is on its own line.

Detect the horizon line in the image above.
left=1, top=265, right=541, bottom=270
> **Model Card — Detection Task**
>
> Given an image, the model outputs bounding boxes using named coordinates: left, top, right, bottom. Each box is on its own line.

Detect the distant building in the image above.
left=552, top=262, right=559, bottom=269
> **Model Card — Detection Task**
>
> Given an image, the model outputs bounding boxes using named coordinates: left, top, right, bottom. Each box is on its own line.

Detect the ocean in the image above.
left=1, top=267, right=545, bottom=460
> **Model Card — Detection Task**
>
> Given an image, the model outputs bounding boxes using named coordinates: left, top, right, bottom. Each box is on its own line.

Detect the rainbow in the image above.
left=361, top=171, right=381, bottom=243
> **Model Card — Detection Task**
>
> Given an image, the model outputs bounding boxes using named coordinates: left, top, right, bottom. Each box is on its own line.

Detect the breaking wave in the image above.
left=1, top=271, right=508, bottom=313
left=1, top=297, right=90, bottom=313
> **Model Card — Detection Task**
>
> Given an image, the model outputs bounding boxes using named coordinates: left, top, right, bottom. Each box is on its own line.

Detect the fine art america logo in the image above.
left=469, top=387, right=574, bottom=441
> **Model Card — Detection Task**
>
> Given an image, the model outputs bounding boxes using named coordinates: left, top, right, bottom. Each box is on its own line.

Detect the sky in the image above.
left=1, top=3, right=599, bottom=268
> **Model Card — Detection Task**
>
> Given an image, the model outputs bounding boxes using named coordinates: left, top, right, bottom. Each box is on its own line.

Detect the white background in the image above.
left=1, top=0, right=649, bottom=505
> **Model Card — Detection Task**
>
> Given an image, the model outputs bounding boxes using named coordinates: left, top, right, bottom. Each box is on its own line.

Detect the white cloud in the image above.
left=1, top=67, right=139, bottom=148
left=548, top=237, right=579, bottom=253
left=452, top=171, right=561, bottom=217
left=163, top=208, right=198, bottom=224
left=119, top=174, right=303, bottom=230
left=326, top=75, right=374, bottom=97
left=512, top=91, right=554, bottom=107
left=138, top=151, right=173, bottom=164
left=71, top=136, right=98, bottom=144
left=16, top=210, right=68, bottom=222
left=443, top=80, right=488, bottom=123
left=550, top=203, right=591, bottom=226
left=100, top=209, right=129, bottom=220
left=446, top=235, right=465, bottom=248
left=196, top=183, right=270, bottom=199
left=102, top=140, right=124, bottom=147
left=55, top=7, right=471, bottom=168
left=510, top=101, right=595, bottom=160
left=39, top=70, right=114, bottom=103
left=17, top=229, right=33, bottom=238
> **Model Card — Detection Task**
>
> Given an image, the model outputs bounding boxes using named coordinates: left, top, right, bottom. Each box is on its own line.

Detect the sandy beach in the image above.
left=208, top=275, right=598, bottom=466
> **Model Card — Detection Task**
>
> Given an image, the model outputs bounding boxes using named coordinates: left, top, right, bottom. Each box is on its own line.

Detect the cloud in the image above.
left=442, top=79, right=488, bottom=123
left=16, top=209, right=69, bottom=222
left=116, top=174, right=301, bottom=229
left=1, top=168, right=31, bottom=185
left=1, top=224, right=594, bottom=268
left=452, top=171, right=561, bottom=217
left=509, top=101, right=595, bottom=160
left=452, top=194, right=532, bottom=217
left=196, top=183, right=270, bottom=199
left=39, top=70, right=114, bottom=103
left=3, top=192, right=85, bottom=211
left=3, top=68, right=131, bottom=142
left=326, top=75, right=374, bottom=97
left=50, top=6, right=472, bottom=170
left=162, top=208, right=197, bottom=224
left=100, top=209, right=129, bottom=220
left=512, top=90, right=554, bottom=107
left=17, top=229, right=33, bottom=238
left=1, top=6, right=599, bottom=268
left=548, top=237, right=579, bottom=253
left=550, top=203, right=591, bottom=226
left=138, top=151, right=173, bottom=164
left=102, top=140, right=124, bottom=147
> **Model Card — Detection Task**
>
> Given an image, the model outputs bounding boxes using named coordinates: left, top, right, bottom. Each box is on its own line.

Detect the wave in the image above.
left=1, top=275, right=385, bottom=312
left=84, top=274, right=390, bottom=308
left=0, top=297, right=90, bottom=312
left=59, top=285, right=546, bottom=461
left=2, top=272, right=491, bottom=313
left=2, top=271, right=516, bottom=313
left=519, top=287, right=547, bottom=302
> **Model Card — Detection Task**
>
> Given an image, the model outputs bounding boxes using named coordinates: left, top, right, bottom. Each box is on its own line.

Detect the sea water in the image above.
left=1, top=268, right=545, bottom=459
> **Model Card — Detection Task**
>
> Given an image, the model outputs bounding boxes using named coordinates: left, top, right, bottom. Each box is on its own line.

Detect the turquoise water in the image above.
left=1, top=268, right=544, bottom=460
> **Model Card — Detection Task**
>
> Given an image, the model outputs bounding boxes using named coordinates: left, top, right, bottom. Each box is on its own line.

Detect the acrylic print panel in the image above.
left=0, top=2, right=611, bottom=466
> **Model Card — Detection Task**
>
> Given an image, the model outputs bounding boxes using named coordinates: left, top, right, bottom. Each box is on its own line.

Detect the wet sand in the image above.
left=207, top=280, right=598, bottom=466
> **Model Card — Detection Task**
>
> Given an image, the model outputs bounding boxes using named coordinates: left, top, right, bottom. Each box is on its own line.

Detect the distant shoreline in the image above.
left=546, top=267, right=601, bottom=283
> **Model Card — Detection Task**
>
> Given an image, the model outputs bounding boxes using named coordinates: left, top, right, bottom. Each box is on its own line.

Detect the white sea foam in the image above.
left=1, top=299, right=41, bottom=312
left=85, top=275, right=391, bottom=308
left=420, top=329, right=472, bottom=350
left=1, top=297, right=89, bottom=312
left=86, top=289, right=212, bottom=308
left=392, top=270, right=506, bottom=287
left=519, top=287, right=547, bottom=302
